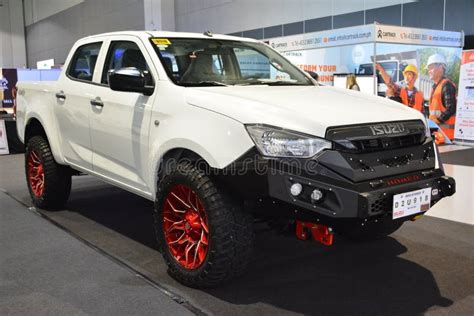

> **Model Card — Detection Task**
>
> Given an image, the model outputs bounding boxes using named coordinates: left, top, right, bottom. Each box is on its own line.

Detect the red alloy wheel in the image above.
left=163, top=184, right=210, bottom=270
left=27, top=150, right=45, bottom=198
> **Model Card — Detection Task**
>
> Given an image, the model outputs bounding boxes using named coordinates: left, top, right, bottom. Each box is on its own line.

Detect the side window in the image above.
left=101, top=41, right=153, bottom=85
left=68, top=42, right=102, bottom=82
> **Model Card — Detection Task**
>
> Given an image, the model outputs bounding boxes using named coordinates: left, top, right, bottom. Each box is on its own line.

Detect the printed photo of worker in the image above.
left=376, top=63, right=425, bottom=114
left=372, top=45, right=461, bottom=144
left=426, top=53, right=457, bottom=143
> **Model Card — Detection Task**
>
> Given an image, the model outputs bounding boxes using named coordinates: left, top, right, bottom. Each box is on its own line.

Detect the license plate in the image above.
left=392, top=188, right=431, bottom=220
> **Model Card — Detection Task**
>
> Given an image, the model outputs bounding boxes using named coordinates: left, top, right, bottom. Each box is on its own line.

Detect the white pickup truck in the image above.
left=16, top=31, right=455, bottom=288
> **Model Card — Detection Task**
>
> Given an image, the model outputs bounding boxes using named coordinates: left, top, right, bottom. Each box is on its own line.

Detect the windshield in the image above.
left=150, top=37, right=314, bottom=87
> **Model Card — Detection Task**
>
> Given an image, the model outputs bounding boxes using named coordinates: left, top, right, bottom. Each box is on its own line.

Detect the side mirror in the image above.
left=108, top=67, right=154, bottom=96
left=307, top=71, right=319, bottom=81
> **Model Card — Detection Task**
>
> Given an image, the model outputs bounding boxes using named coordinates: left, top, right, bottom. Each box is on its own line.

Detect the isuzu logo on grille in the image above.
left=369, top=123, right=406, bottom=136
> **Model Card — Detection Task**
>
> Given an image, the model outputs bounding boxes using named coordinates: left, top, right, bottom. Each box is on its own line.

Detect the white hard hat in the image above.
left=426, top=53, right=447, bottom=68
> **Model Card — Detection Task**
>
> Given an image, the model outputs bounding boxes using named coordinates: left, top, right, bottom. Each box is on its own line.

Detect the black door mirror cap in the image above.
left=108, top=67, right=154, bottom=96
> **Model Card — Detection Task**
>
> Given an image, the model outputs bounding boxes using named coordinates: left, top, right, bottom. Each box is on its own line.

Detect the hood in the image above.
left=185, top=85, right=425, bottom=137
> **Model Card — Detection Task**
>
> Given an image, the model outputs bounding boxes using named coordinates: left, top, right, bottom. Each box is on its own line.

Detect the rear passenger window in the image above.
left=68, top=42, right=102, bottom=82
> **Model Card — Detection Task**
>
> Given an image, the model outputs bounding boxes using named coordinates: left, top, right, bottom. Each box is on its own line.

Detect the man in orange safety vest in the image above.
left=376, top=63, right=425, bottom=114
left=426, top=54, right=457, bottom=142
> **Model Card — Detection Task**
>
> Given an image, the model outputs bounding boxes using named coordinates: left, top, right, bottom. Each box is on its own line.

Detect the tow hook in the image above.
left=296, top=221, right=334, bottom=246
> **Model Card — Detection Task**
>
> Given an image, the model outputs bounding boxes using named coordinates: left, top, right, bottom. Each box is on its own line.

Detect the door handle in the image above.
left=55, top=91, right=66, bottom=101
left=90, top=98, right=104, bottom=107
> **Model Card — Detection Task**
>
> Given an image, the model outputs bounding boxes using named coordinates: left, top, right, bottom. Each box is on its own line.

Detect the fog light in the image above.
left=311, top=189, right=323, bottom=202
left=290, top=183, right=303, bottom=196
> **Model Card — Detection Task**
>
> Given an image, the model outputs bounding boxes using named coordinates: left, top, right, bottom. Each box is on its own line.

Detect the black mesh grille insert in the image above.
left=380, top=154, right=412, bottom=168
left=370, top=197, right=389, bottom=214
left=344, top=133, right=424, bottom=152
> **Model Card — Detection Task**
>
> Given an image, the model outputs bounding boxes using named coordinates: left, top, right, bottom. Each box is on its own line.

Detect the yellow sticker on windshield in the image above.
left=152, top=38, right=171, bottom=45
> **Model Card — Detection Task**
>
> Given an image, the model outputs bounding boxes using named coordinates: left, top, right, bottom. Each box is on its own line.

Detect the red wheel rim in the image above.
left=163, top=184, right=209, bottom=270
left=27, top=150, right=45, bottom=198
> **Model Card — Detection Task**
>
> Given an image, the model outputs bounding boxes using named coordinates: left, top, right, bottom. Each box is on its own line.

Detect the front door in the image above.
left=89, top=37, right=156, bottom=192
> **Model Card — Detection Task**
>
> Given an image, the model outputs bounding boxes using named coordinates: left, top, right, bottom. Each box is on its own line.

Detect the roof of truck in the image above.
left=83, top=30, right=259, bottom=43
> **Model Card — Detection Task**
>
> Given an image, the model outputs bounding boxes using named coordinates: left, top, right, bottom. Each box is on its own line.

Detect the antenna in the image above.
left=203, top=31, right=213, bottom=37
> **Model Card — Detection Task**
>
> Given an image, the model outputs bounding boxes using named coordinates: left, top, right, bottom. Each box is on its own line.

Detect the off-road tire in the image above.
left=154, top=162, right=254, bottom=288
left=25, top=136, right=71, bottom=209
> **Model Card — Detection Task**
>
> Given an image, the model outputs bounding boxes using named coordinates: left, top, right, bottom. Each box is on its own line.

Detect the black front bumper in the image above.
left=218, top=139, right=455, bottom=223
left=267, top=167, right=455, bottom=220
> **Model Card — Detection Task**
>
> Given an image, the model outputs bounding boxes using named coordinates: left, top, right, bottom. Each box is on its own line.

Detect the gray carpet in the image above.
left=1, top=153, right=473, bottom=315
left=0, top=192, right=192, bottom=316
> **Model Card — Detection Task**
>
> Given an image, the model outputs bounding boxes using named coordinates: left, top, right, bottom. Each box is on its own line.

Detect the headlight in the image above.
left=246, top=125, right=332, bottom=158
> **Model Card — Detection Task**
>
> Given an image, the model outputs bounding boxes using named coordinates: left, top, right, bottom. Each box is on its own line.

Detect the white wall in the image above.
left=174, top=0, right=415, bottom=34
left=0, top=0, right=27, bottom=68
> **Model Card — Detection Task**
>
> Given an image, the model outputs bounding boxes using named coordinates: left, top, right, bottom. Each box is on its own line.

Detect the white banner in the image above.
left=269, top=25, right=374, bottom=52
left=0, top=120, right=10, bottom=155
left=268, top=24, right=463, bottom=54
left=454, top=50, right=474, bottom=143
left=375, top=25, right=463, bottom=47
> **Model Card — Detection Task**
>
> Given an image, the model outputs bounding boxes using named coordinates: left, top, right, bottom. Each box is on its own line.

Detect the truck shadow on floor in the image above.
left=54, top=179, right=453, bottom=315
left=206, top=234, right=453, bottom=315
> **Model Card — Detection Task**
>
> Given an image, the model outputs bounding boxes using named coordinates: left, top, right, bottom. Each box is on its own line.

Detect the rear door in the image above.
left=89, top=35, right=157, bottom=192
left=55, top=41, right=104, bottom=170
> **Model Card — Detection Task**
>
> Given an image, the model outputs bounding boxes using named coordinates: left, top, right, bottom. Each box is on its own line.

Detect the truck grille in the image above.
left=317, top=136, right=435, bottom=183
left=350, top=134, right=424, bottom=152
left=326, top=120, right=426, bottom=153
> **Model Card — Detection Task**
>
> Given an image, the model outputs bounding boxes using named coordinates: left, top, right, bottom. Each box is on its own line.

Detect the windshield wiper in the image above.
left=180, top=81, right=228, bottom=87
left=236, top=80, right=310, bottom=86
left=265, top=81, right=310, bottom=86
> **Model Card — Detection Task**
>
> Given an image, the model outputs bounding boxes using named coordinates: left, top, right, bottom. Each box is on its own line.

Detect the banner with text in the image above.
left=0, top=68, right=18, bottom=108
left=375, top=25, right=463, bottom=47
left=269, top=25, right=374, bottom=52
left=454, top=50, right=474, bottom=143
left=268, top=24, right=463, bottom=54
left=282, top=43, right=373, bottom=85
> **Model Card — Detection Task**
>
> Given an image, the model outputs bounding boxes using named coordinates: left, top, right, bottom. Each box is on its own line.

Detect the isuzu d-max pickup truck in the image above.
left=16, top=31, right=455, bottom=288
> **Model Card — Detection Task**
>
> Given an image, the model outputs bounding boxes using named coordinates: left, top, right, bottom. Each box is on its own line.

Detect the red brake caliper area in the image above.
left=163, top=184, right=209, bottom=270
left=27, top=150, right=45, bottom=198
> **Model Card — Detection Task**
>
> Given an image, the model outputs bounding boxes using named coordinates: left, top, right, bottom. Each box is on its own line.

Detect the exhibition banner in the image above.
left=374, top=44, right=462, bottom=99
left=269, top=25, right=374, bottom=52
left=454, top=50, right=474, bottom=143
left=375, top=25, right=463, bottom=47
left=268, top=23, right=463, bottom=89
left=268, top=24, right=463, bottom=54
left=282, top=43, right=373, bottom=85
left=0, top=120, right=9, bottom=155
left=0, top=68, right=18, bottom=108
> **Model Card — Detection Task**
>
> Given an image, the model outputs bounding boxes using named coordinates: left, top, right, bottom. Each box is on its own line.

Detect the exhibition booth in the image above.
left=268, top=23, right=472, bottom=145
left=0, top=68, right=61, bottom=154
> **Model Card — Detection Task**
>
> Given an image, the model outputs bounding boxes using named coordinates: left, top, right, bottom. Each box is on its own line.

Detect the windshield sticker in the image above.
left=157, top=45, right=168, bottom=50
left=152, top=38, right=171, bottom=45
